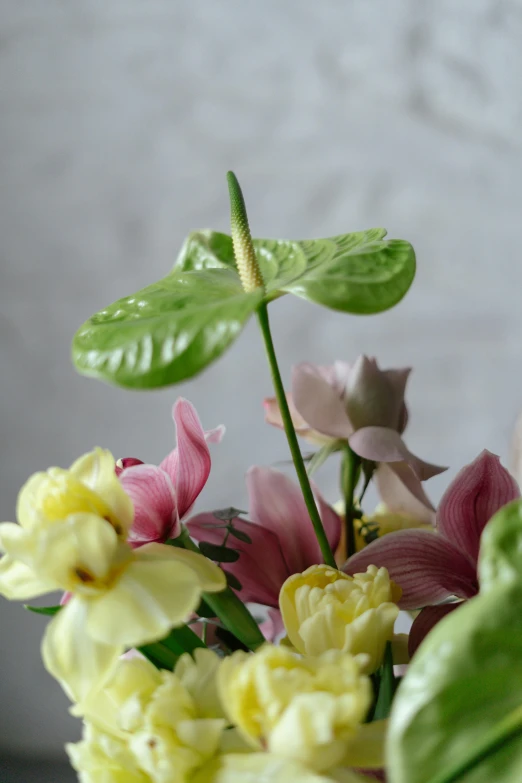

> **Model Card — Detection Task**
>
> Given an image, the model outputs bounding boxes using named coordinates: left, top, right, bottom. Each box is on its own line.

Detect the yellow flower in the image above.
left=279, top=564, right=400, bottom=672
left=67, top=723, right=150, bottom=783
left=192, top=753, right=361, bottom=783
left=71, top=652, right=227, bottom=783
left=218, top=644, right=372, bottom=772
left=0, top=450, right=226, bottom=700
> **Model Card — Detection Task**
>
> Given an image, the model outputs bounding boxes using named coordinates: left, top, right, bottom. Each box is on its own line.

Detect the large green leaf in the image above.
left=72, top=268, right=262, bottom=389
left=177, top=228, right=416, bottom=313
left=73, top=227, right=415, bottom=388
left=387, top=502, right=522, bottom=783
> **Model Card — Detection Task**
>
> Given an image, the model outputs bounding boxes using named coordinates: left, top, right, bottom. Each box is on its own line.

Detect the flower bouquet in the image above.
left=2, top=173, right=521, bottom=783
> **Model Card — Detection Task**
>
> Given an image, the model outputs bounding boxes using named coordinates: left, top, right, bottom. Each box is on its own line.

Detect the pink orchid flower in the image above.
left=117, top=398, right=224, bottom=547
left=343, top=450, right=520, bottom=653
left=187, top=466, right=341, bottom=608
left=265, top=356, right=446, bottom=507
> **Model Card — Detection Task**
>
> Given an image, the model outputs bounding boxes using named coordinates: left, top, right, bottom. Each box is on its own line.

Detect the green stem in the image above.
left=342, top=444, right=361, bottom=559
left=178, top=529, right=265, bottom=650
left=256, top=302, right=337, bottom=568
left=426, top=704, right=522, bottom=783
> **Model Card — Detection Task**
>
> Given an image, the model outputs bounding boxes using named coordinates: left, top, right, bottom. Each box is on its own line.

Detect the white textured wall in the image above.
left=2, top=0, right=522, bottom=760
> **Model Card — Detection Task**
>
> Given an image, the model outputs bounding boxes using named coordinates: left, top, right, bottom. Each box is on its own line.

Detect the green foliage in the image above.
left=25, top=604, right=62, bottom=616
left=72, top=228, right=415, bottom=389
left=198, top=541, right=240, bottom=563
left=388, top=500, right=522, bottom=783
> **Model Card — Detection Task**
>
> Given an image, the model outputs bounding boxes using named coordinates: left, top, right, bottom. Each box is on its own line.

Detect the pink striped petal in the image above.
left=292, top=363, right=353, bottom=440
left=259, top=608, right=285, bottom=642
left=408, top=603, right=460, bottom=656
left=246, top=466, right=341, bottom=574
left=437, top=450, right=520, bottom=565
left=120, top=465, right=178, bottom=546
left=349, top=427, right=446, bottom=481
left=187, top=513, right=289, bottom=607
left=159, top=398, right=212, bottom=520
left=343, top=529, right=478, bottom=609
left=115, top=457, right=143, bottom=477
left=375, top=464, right=436, bottom=524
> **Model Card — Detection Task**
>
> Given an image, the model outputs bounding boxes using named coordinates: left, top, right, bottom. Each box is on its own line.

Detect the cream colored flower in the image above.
left=218, top=644, right=372, bottom=772
left=67, top=723, right=150, bottom=783
left=0, top=449, right=226, bottom=700
left=192, top=753, right=360, bottom=783
left=279, top=564, right=400, bottom=672
left=72, top=652, right=227, bottom=783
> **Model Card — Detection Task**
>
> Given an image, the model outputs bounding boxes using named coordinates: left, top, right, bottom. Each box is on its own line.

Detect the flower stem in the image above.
left=342, top=444, right=361, bottom=559
left=256, top=302, right=337, bottom=568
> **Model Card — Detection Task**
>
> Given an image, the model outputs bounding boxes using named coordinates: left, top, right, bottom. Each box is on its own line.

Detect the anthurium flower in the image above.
left=187, top=466, right=341, bottom=607
left=0, top=449, right=226, bottom=700
left=343, top=450, right=520, bottom=653
left=279, top=564, right=400, bottom=672
left=69, top=651, right=227, bottom=783
left=117, top=398, right=224, bottom=547
left=265, top=357, right=446, bottom=506
left=218, top=644, right=376, bottom=773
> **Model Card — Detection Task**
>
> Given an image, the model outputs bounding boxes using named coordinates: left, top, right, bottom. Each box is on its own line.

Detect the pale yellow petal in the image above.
left=16, top=471, right=50, bottom=529
left=136, top=543, right=227, bottom=593
left=86, top=557, right=202, bottom=647
left=42, top=597, right=122, bottom=702
left=0, top=522, right=36, bottom=563
left=0, top=555, right=54, bottom=599
left=67, top=723, right=149, bottom=783
left=192, top=753, right=334, bottom=783
left=342, top=719, right=387, bottom=769
left=175, top=648, right=225, bottom=719
left=70, top=448, right=134, bottom=535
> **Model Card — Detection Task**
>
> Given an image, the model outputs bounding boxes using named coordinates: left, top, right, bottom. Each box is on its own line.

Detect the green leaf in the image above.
left=306, top=441, right=341, bottom=476
left=372, top=642, right=397, bottom=721
left=199, top=541, right=240, bottom=563
left=212, top=507, right=248, bottom=521
left=25, top=604, right=62, bottom=616
left=388, top=585, right=522, bottom=783
left=72, top=268, right=262, bottom=389
left=224, top=571, right=242, bottom=590
left=478, top=499, right=522, bottom=593
left=227, top=527, right=252, bottom=544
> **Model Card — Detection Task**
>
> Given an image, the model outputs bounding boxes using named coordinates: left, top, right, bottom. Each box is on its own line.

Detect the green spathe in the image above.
left=72, top=228, right=415, bottom=389
left=387, top=499, right=522, bottom=783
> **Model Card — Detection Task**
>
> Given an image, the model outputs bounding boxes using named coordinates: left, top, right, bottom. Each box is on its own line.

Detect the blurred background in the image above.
left=2, top=1, right=522, bottom=780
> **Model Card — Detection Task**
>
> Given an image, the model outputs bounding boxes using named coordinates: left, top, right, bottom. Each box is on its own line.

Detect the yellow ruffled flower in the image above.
left=0, top=449, right=226, bottom=700
left=192, top=753, right=370, bottom=783
left=279, top=564, right=400, bottom=672
left=67, top=723, right=150, bottom=783
left=70, top=652, right=227, bottom=783
left=218, top=644, right=372, bottom=772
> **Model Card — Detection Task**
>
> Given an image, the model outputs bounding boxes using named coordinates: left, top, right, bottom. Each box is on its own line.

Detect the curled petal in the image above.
left=437, top=450, right=520, bottom=565
left=42, top=597, right=122, bottom=702
left=343, top=530, right=478, bottom=609
left=375, top=464, right=435, bottom=524
left=115, top=457, right=143, bottom=477
left=0, top=555, right=54, bottom=600
left=263, top=394, right=329, bottom=445
left=349, top=428, right=446, bottom=481
left=247, top=466, right=341, bottom=574
left=408, top=603, right=460, bottom=657
left=160, top=398, right=212, bottom=520
left=120, top=465, right=179, bottom=545
left=188, top=513, right=290, bottom=606
left=205, top=425, right=226, bottom=444
left=292, top=363, right=352, bottom=440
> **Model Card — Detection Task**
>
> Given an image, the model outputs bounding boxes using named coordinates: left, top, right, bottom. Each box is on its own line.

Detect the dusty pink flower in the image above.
left=265, top=356, right=446, bottom=507
left=118, top=398, right=224, bottom=547
left=187, top=466, right=341, bottom=607
left=344, top=450, right=520, bottom=653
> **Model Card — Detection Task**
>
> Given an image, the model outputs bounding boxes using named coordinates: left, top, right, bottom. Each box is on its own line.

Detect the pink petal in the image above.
left=246, top=466, right=341, bottom=574
left=159, top=398, right=212, bottom=520
left=115, top=457, right=143, bottom=477
left=343, top=529, right=478, bottom=609
left=187, top=513, right=290, bottom=607
left=292, top=363, right=352, bottom=440
left=437, top=450, right=520, bottom=565
left=375, top=464, right=436, bottom=524
left=408, top=603, right=460, bottom=656
left=349, top=427, right=446, bottom=480
left=120, top=465, right=178, bottom=546
left=205, top=425, right=226, bottom=444
left=344, top=357, right=408, bottom=431
left=259, top=608, right=285, bottom=642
